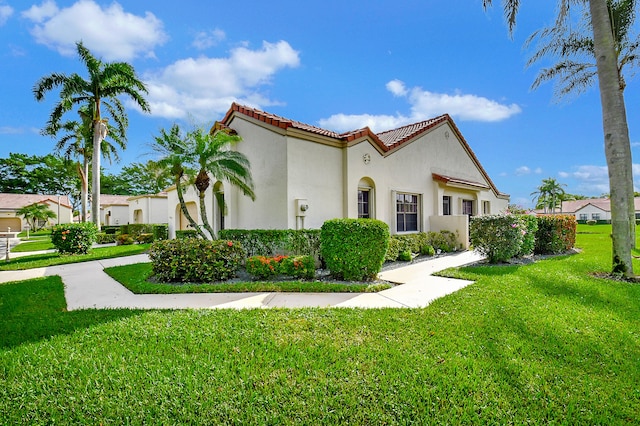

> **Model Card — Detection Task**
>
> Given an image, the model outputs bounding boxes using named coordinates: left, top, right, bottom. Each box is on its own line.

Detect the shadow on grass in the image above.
left=0, top=276, right=144, bottom=350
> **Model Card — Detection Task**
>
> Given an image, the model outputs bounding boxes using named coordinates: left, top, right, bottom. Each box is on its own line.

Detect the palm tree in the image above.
left=189, top=127, right=256, bottom=239
left=483, top=0, right=635, bottom=276
left=52, top=104, right=126, bottom=222
left=531, top=178, right=567, bottom=213
left=16, top=203, right=57, bottom=231
left=526, top=0, right=640, bottom=98
left=33, top=41, right=149, bottom=231
left=151, top=125, right=208, bottom=239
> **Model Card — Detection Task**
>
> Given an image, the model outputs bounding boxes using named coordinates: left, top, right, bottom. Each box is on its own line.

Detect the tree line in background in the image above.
left=0, top=153, right=172, bottom=215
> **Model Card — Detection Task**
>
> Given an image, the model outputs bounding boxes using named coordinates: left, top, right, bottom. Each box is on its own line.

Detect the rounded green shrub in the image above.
left=398, top=250, right=412, bottom=261
left=420, top=245, right=436, bottom=256
left=470, top=215, right=526, bottom=263
left=245, top=255, right=287, bottom=280
left=51, top=222, right=98, bottom=255
left=149, top=239, right=245, bottom=283
left=320, top=218, right=389, bottom=281
left=535, top=215, right=577, bottom=254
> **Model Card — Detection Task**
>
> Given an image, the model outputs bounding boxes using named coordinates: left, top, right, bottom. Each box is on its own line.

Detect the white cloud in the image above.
left=142, top=40, right=300, bottom=120
left=386, top=79, right=408, bottom=97
left=534, top=167, right=543, bottom=174
left=515, top=166, right=531, bottom=176
left=22, top=0, right=167, bottom=61
left=559, top=165, right=611, bottom=195
left=192, top=29, right=226, bottom=50
left=319, top=79, right=521, bottom=132
left=0, top=3, right=14, bottom=26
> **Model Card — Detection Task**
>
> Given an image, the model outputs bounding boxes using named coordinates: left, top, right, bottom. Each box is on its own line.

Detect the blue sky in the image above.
left=1, top=0, right=638, bottom=208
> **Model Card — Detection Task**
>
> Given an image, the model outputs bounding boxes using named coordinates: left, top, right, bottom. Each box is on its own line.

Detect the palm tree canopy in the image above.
left=34, top=41, right=150, bottom=134
left=525, top=0, right=640, bottom=99
left=188, top=127, right=256, bottom=201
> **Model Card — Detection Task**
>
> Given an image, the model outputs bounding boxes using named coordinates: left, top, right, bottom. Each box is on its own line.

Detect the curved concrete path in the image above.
left=0, top=251, right=483, bottom=311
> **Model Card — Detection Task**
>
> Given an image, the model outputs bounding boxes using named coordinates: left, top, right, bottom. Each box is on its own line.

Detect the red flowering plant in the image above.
left=245, top=255, right=288, bottom=280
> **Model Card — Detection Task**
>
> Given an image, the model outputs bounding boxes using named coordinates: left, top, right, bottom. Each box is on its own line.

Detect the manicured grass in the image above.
left=104, top=262, right=390, bottom=293
left=10, top=239, right=55, bottom=252
left=1, top=224, right=639, bottom=423
left=0, top=244, right=150, bottom=271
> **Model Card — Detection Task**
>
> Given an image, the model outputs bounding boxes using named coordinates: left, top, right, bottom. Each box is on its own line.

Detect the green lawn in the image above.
left=0, top=244, right=150, bottom=270
left=10, top=238, right=55, bottom=253
left=1, top=224, right=639, bottom=423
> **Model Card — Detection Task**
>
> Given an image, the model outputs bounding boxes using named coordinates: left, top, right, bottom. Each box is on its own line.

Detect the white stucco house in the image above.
left=0, top=193, right=73, bottom=232
left=166, top=103, right=510, bottom=247
left=100, top=194, right=130, bottom=226
left=128, top=193, right=168, bottom=224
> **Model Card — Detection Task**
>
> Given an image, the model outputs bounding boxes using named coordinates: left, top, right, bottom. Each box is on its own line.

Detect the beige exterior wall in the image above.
left=128, top=196, right=168, bottom=224
left=102, top=205, right=128, bottom=226
left=164, top=112, right=509, bottom=238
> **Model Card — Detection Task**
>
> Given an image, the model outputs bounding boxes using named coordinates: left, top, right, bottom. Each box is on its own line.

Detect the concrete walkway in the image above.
left=0, top=251, right=483, bottom=311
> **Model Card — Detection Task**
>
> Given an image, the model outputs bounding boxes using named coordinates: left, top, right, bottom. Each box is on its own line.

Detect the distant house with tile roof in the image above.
left=549, top=197, right=640, bottom=222
left=127, top=192, right=168, bottom=225
left=100, top=194, right=131, bottom=226
left=0, top=193, right=73, bottom=232
left=166, top=103, right=510, bottom=247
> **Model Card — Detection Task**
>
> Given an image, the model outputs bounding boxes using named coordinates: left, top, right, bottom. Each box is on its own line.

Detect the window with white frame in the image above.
left=358, top=189, right=370, bottom=218
left=579, top=213, right=588, bottom=221
left=396, top=193, right=419, bottom=232
left=592, top=213, right=600, bottom=221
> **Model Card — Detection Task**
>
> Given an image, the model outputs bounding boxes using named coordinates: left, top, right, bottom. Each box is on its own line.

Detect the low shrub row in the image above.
left=384, top=231, right=459, bottom=262
left=245, top=255, right=315, bottom=280
left=148, top=239, right=245, bottom=283
left=219, top=229, right=321, bottom=260
left=470, top=214, right=576, bottom=263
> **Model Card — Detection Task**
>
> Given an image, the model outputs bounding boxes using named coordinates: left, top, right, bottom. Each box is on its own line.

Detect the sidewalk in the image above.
left=0, top=251, right=483, bottom=311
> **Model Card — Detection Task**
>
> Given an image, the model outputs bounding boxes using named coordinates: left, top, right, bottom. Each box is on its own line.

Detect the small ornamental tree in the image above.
left=321, top=218, right=389, bottom=281
left=51, top=222, right=98, bottom=255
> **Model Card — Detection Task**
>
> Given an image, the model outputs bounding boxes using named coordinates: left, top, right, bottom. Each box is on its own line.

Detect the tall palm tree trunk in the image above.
left=76, top=160, right=88, bottom=222
left=198, top=190, right=216, bottom=240
left=589, top=0, right=635, bottom=275
left=91, top=121, right=105, bottom=230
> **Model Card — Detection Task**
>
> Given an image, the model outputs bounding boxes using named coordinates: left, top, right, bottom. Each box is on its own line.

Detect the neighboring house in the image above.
left=166, top=103, right=510, bottom=247
left=0, top=193, right=73, bottom=232
left=551, top=197, right=640, bottom=222
left=100, top=194, right=130, bottom=226
left=128, top=192, right=168, bottom=224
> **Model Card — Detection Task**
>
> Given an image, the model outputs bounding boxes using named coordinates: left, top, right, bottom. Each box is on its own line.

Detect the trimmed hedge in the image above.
left=149, top=239, right=245, bottom=283
left=219, top=229, right=321, bottom=260
left=51, top=222, right=98, bottom=255
left=518, top=214, right=539, bottom=257
left=535, top=215, right=577, bottom=254
left=470, top=215, right=526, bottom=263
left=176, top=229, right=199, bottom=239
left=96, top=232, right=117, bottom=244
left=320, top=219, right=389, bottom=281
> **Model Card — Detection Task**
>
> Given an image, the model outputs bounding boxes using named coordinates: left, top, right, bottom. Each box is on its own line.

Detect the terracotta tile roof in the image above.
left=216, top=103, right=508, bottom=198
left=0, top=193, right=71, bottom=210
left=100, top=194, right=131, bottom=206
